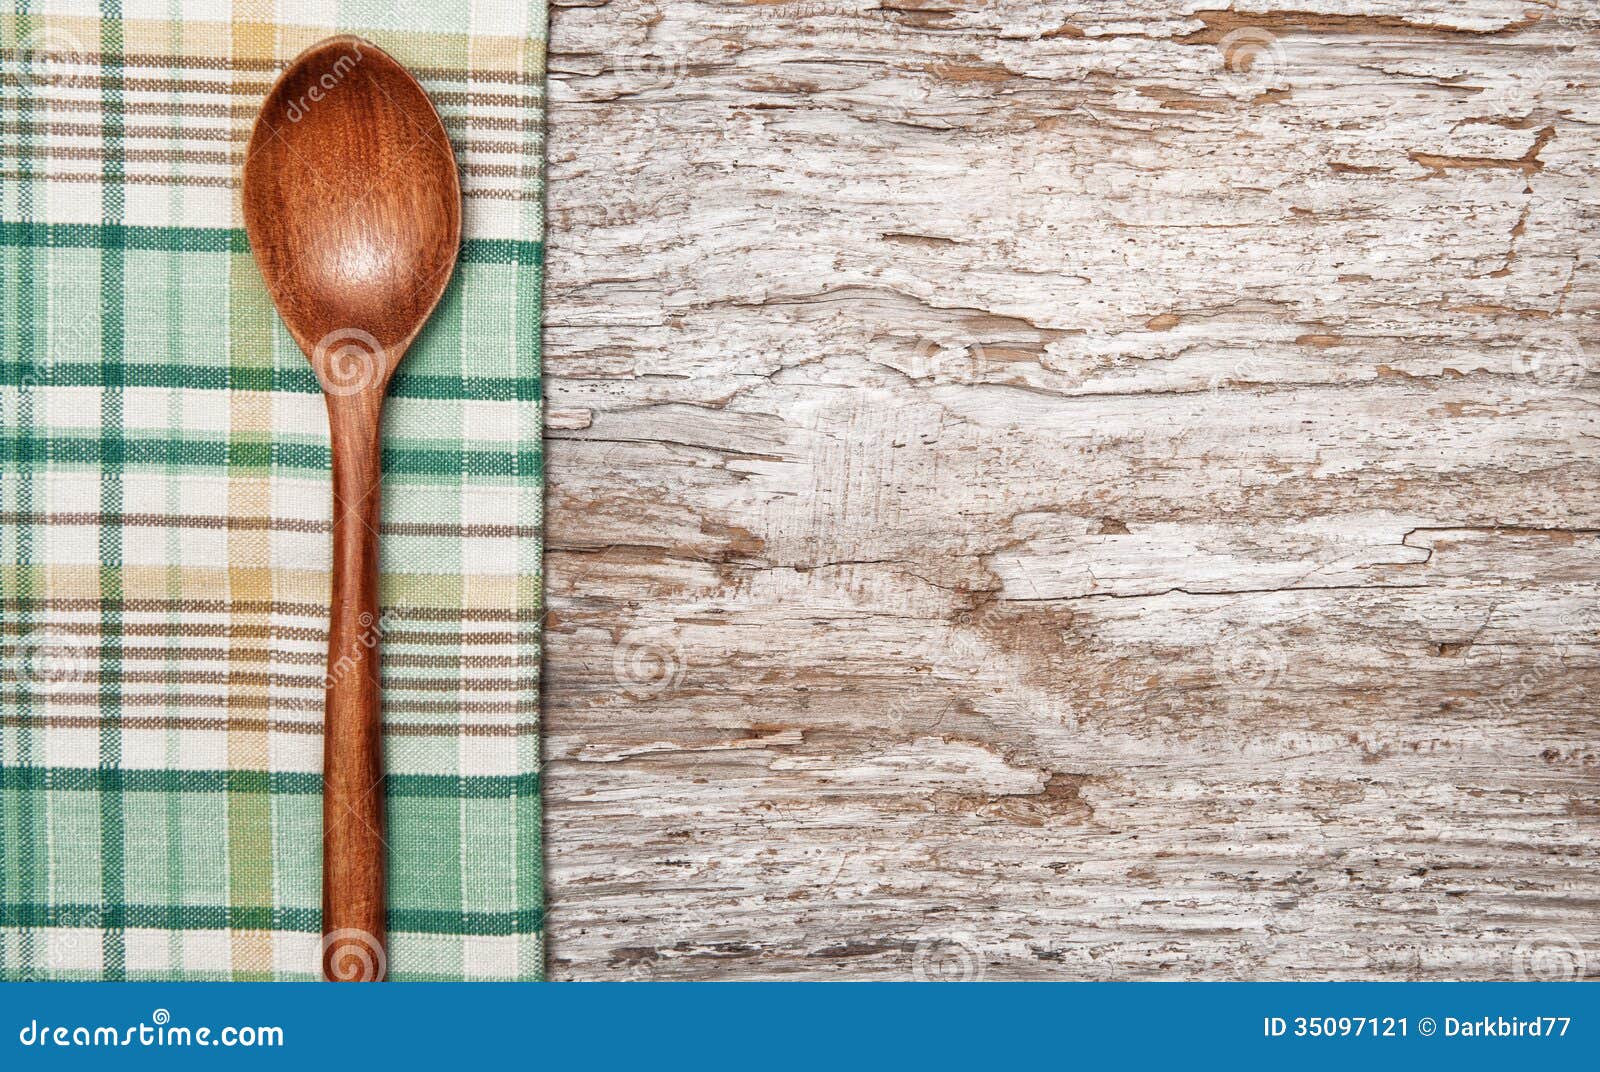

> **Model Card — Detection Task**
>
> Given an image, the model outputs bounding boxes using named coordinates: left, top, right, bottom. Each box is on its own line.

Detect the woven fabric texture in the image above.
left=1, top=3, right=546, bottom=980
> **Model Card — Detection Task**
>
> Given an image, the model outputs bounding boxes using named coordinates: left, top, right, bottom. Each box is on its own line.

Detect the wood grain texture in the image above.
left=540, top=0, right=1599, bottom=980
left=243, top=35, right=463, bottom=981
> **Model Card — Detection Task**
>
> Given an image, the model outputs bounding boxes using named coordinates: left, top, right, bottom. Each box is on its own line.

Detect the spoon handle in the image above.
left=321, top=399, right=388, bottom=981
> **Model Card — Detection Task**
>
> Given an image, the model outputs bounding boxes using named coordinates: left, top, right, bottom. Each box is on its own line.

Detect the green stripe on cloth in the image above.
left=0, top=363, right=544, bottom=400
left=95, top=0, right=129, bottom=981
left=0, top=433, right=544, bottom=479
left=0, top=767, right=539, bottom=796
left=2, top=904, right=545, bottom=934
left=0, top=221, right=543, bottom=265
left=1, top=5, right=546, bottom=981
left=7, top=0, right=42, bottom=982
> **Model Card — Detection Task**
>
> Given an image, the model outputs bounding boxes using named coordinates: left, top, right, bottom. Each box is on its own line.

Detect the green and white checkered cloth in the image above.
left=1, top=2, right=546, bottom=980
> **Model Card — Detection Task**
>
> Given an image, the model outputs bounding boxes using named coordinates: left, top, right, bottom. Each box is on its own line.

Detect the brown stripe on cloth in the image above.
left=1, top=148, right=535, bottom=183
left=0, top=170, right=538, bottom=199
left=3, top=597, right=542, bottom=622
left=0, top=47, right=547, bottom=85
left=2, top=713, right=538, bottom=737
left=52, top=669, right=528, bottom=691
left=33, top=692, right=524, bottom=716
left=3, top=621, right=528, bottom=644
left=0, top=71, right=537, bottom=107
left=2, top=123, right=535, bottom=155
left=13, top=644, right=532, bottom=670
left=5, top=99, right=543, bottom=130
left=0, top=512, right=542, bottom=538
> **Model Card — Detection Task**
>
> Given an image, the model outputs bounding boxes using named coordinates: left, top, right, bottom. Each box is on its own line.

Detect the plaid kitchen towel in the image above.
left=0, top=2, right=546, bottom=980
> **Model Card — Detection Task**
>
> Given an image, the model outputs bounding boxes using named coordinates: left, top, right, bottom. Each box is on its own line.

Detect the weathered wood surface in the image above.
left=540, top=0, right=1599, bottom=980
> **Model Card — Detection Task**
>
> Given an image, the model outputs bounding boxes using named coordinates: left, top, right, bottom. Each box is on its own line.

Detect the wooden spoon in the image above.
left=241, top=35, right=461, bottom=982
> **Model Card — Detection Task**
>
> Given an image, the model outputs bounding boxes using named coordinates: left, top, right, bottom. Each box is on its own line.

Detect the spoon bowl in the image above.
left=242, top=35, right=462, bottom=982
left=244, top=35, right=460, bottom=393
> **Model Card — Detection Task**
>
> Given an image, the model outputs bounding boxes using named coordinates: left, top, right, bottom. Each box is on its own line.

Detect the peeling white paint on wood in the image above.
left=541, top=0, right=1599, bottom=980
